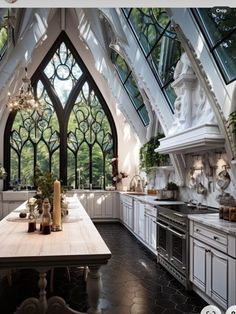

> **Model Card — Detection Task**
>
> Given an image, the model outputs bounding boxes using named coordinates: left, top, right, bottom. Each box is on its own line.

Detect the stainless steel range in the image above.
left=155, top=203, right=218, bottom=289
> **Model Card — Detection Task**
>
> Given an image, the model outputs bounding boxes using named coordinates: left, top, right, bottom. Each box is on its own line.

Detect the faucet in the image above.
left=129, top=175, right=143, bottom=192
left=188, top=199, right=198, bottom=207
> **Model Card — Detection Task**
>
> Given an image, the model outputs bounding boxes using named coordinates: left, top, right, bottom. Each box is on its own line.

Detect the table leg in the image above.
left=86, top=266, right=102, bottom=314
left=38, top=271, right=48, bottom=314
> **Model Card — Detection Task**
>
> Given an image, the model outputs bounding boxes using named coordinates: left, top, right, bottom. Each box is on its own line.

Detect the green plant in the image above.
left=229, top=111, right=236, bottom=133
left=34, top=165, right=55, bottom=204
left=139, top=133, right=169, bottom=172
left=165, top=182, right=179, bottom=190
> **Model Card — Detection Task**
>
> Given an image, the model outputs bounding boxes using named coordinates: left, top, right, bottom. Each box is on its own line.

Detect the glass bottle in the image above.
left=28, top=204, right=36, bottom=232
left=41, top=198, right=52, bottom=235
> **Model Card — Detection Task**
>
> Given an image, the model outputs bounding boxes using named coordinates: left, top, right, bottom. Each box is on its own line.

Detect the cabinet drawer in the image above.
left=145, top=205, right=156, bottom=217
left=193, top=222, right=227, bottom=253
left=120, top=195, right=133, bottom=206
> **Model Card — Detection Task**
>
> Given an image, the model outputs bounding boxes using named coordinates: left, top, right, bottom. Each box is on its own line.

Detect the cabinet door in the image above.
left=127, top=205, right=133, bottom=230
left=145, top=213, right=157, bottom=252
left=86, top=192, right=95, bottom=217
left=209, top=248, right=228, bottom=309
left=150, top=216, right=157, bottom=251
left=77, top=193, right=87, bottom=211
left=190, top=238, right=207, bottom=291
left=138, top=203, right=145, bottom=240
left=133, top=200, right=139, bottom=235
left=93, top=193, right=105, bottom=218
left=104, top=193, right=113, bottom=218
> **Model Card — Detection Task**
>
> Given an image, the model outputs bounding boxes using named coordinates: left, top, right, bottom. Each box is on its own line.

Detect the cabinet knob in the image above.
left=213, top=236, right=219, bottom=241
left=196, top=228, right=200, bottom=232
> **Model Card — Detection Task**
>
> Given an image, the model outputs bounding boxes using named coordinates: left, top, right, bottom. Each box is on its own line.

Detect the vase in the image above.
left=116, top=181, right=123, bottom=191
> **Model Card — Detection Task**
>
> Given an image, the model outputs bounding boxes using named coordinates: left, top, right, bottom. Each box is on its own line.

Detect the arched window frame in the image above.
left=4, top=31, right=117, bottom=190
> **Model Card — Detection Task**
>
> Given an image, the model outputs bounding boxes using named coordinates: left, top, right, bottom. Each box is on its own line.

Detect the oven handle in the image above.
left=168, top=227, right=186, bottom=239
left=154, top=221, right=168, bottom=229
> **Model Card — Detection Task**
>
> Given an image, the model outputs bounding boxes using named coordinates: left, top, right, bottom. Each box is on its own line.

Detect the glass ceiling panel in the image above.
left=111, top=50, right=150, bottom=126
left=0, top=9, right=9, bottom=61
left=128, top=8, right=169, bottom=56
left=194, top=8, right=236, bottom=84
left=197, top=8, right=236, bottom=47
left=124, top=8, right=182, bottom=112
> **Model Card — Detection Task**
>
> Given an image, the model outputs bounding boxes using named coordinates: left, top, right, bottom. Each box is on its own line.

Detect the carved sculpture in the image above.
left=168, top=52, right=216, bottom=136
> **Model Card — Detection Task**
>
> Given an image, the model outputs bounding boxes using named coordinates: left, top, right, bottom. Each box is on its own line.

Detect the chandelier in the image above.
left=7, top=67, right=42, bottom=112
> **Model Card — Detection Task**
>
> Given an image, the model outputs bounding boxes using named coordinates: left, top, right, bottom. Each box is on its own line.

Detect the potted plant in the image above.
left=139, top=133, right=170, bottom=173
left=165, top=181, right=179, bottom=200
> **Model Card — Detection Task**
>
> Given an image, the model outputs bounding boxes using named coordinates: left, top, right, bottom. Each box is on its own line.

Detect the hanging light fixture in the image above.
left=7, top=67, right=42, bottom=113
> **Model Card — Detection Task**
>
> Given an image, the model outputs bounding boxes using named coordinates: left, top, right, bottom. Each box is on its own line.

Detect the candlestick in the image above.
left=52, top=179, right=62, bottom=231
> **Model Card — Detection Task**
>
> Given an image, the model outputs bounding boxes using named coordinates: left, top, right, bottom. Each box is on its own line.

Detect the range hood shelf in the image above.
left=155, top=123, right=225, bottom=155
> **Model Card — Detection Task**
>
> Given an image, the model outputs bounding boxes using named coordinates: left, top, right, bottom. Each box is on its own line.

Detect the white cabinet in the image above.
left=189, top=220, right=236, bottom=310
left=144, top=205, right=157, bottom=253
left=133, top=199, right=145, bottom=240
left=1, top=191, right=35, bottom=219
left=133, top=199, right=157, bottom=254
left=92, top=192, right=114, bottom=218
left=65, top=190, right=119, bottom=219
left=120, top=194, right=133, bottom=230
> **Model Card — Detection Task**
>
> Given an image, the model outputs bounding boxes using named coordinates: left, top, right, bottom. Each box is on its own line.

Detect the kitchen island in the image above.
left=0, top=195, right=111, bottom=314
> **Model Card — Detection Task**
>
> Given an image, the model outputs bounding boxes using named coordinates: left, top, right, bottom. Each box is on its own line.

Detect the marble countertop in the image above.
left=188, top=213, right=236, bottom=235
left=121, top=193, right=185, bottom=206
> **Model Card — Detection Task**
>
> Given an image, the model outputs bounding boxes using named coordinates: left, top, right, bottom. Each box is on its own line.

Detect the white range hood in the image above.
left=155, top=123, right=225, bottom=155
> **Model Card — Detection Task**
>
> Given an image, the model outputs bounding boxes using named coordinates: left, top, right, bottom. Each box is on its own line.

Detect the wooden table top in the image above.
left=0, top=195, right=111, bottom=269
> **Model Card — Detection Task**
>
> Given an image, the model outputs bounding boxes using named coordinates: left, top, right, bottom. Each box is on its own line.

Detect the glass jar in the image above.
left=28, top=204, right=36, bottom=232
left=41, top=198, right=52, bottom=235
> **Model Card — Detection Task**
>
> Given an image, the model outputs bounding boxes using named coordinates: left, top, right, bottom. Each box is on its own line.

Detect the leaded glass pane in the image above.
left=44, top=42, right=83, bottom=107
left=0, top=9, right=8, bottom=61
left=9, top=81, right=60, bottom=185
left=164, top=84, right=177, bottom=111
left=21, top=141, right=34, bottom=183
left=78, top=142, right=90, bottom=189
left=214, top=33, right=236, bottom=82
left=92, top=143, right=104, bottom=187
left=197, top=9, right=236, bottom=46
left=129, top=8, right=169, bottom=55
left=111, top=50, right=130, bottom=82
left=124, top=76, right=143, bottom=109
left=111, top=50, right=150, bottom=125
left=195, top=8, right=236, bottom=83
left=67, top=81, right=114, bottom=188
left=138, top=106, right=149, bottom=126
left=148, top=29, right=181, bottom=85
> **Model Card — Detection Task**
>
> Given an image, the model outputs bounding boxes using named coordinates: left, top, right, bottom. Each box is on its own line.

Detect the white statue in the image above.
left=168, top=52, right=216, bottom=135
left=173, top=52, right=194, bottom=80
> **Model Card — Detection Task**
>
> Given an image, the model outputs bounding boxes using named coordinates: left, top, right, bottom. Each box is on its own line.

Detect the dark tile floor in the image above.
left=0, top=222, right=207, bottom=314
left=95, top=222, right=207, bottom=314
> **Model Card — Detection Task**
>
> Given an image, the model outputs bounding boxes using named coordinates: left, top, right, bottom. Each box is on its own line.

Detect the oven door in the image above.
left=156, top=220, right=169, bottom=259
left=168, top=226, right=186, bottom=273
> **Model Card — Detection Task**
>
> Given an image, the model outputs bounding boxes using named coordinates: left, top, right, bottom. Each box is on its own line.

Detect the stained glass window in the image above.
left=5, top=32, right=117, bottom=189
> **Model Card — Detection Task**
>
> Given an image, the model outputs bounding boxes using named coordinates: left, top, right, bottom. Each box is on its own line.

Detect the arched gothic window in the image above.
left=4, top=32, right=117, bottom=190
